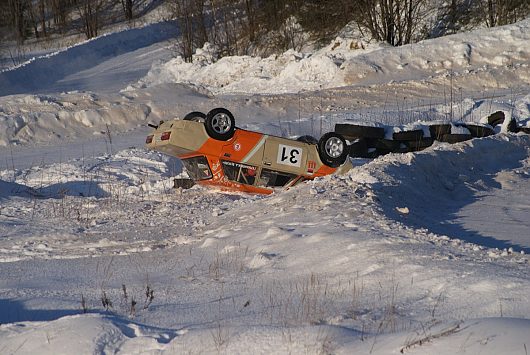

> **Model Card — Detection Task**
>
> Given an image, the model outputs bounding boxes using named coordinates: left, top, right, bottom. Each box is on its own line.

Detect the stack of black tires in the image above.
left=336, top=111, right=528, bottom=159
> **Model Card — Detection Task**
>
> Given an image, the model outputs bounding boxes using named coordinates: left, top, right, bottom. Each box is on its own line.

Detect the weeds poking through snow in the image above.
left=431, top=291, right=445, bottom=319
left=399, top=322, right=461, bottom=353
left=80, top=293, right=88, bottom=313
left=95, top=284, right=154, bottom=317
left=210, top=323, right=230, bottom=354
left=144, top=285, right=154, bottom=310
left=130, top=298, right=137, bottom=318
left=101, top=291, right=112, bottom=311
left=315, top=328, right=335, bottom=355
left=121, top=284, right=128, bottom=303
left=348, top=275, right=365, bottom=320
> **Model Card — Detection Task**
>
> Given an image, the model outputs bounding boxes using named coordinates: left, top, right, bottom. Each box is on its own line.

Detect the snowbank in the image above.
left=136, top=19, right=530, bottom=94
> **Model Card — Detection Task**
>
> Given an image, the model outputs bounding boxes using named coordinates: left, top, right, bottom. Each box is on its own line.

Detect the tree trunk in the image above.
left=487, top=0, right=495, bottom=27
left=40, top=0, right=47, bottom=37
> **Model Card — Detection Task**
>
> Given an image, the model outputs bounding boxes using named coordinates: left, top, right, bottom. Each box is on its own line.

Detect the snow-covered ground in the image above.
left=0, top=18, right=529, bottom=354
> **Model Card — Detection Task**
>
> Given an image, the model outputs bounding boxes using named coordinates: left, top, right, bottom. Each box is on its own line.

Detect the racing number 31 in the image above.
left=277, top=144, right=302, bottom=167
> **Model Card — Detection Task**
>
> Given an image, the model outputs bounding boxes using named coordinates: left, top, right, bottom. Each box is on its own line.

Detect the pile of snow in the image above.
left=136, top=19, right=530, bottom=94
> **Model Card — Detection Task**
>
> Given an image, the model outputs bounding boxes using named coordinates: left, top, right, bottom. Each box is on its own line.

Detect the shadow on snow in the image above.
left=376, top=136, right=530, bottom=254
left=0, top=179, right=108, bottom=199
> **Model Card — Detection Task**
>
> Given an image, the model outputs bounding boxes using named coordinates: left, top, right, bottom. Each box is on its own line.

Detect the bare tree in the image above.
left=50, top=0, right=69, bottom=33
left=353, top=0, right=428, bottom=46
left=77, top=0, right=106, bottom=39
left=213, top=0, right=241, bottom=56
left=27, top=1, right=40, bottom=38
left=296, top=0, right=356, bottom=45
left=244, top=0, right=257, bottom=42
left=431, top=0, right=475, bottom=36
left=7, top=0, right=28, bottom=44
left=39, top=0, right=47, bottom=37
left=481, top=0, right=529, bottom=27
left=120, top=0, right=133, bottom=21
left=169, top=0, right=208, bottom=61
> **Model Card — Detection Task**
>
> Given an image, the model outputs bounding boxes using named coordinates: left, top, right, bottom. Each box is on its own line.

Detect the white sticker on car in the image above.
left=277, top=144, right=302, bottom=167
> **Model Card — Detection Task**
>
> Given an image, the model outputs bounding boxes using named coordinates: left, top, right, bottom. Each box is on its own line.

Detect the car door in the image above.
left=262, top=137, right=307, bottom=174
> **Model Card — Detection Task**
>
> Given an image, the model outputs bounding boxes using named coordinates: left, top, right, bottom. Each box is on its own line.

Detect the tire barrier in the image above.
left=336, top=115, right=530, bottom=160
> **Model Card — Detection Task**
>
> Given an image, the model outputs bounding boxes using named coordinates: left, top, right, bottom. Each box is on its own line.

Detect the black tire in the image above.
left=375, top=139, right=401, bottom=152
left=183, top=111, right=206, bottom=122
left=318, top=132, right=349, bottom=167
left=462, top=124, right=494, bottom=138
left=429, top=124, right=451, bottom=140
left=393, top=129, right=424, bottom=141
left=296, top=135, right=318, bottom=144
left=205, top=108, right=236, bottom=141
left=335, top=123, right=385, bottom=139
left=405, top=138, right=434, bottom=151
left=349, top=138, right=368, bottom=158
left=507, top=117, right=519, bottom=133
left=487, top=111, right=505, bottom=127
left=439, top=133, right=473, bottom=144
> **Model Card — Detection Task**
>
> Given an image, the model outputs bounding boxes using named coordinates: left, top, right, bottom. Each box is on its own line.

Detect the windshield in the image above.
left=182, top=156, right=212, bottom=181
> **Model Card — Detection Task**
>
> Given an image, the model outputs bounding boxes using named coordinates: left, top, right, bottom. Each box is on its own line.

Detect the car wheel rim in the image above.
left=325, top=137, right=343, bottom=158
left=211, top=113, right=231, bottom=134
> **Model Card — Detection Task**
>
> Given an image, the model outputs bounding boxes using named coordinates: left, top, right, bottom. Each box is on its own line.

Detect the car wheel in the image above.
left=183, top=111, right=206, bottom=122
left=318, top=132, right=348, bottom=167
left=205, top=108, right=236, bottom=141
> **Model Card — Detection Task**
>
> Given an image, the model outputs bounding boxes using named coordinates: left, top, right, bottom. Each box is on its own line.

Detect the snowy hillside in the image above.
left=0, top=17, right=529, bottom=355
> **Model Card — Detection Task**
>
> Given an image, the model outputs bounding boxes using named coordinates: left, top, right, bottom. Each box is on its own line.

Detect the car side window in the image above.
left=221, top=161, right=258, bottom=185
left=221, top=161, right=239, bottom=181
left=182, top=156, right=212, bottom=180
left=258, top=169, right=296, bottom=187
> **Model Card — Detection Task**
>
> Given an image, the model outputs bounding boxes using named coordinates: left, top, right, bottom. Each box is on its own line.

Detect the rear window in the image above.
left=221, top=161, right=258, bottom=185
left=258, top=169, right=297, bottom=187
left=182, top=156, right=212, bottom=180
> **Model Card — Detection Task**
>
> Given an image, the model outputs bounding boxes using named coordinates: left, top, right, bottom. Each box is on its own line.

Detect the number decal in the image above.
left=277, top=144, right=302, bottom=167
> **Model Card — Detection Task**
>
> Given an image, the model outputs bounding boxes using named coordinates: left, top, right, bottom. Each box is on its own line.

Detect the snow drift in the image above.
left=136, top=19, right=530, bottom=94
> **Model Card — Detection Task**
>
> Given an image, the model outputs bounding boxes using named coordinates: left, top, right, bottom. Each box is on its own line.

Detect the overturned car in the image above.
left=146, top=108, right=351, bottom=194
